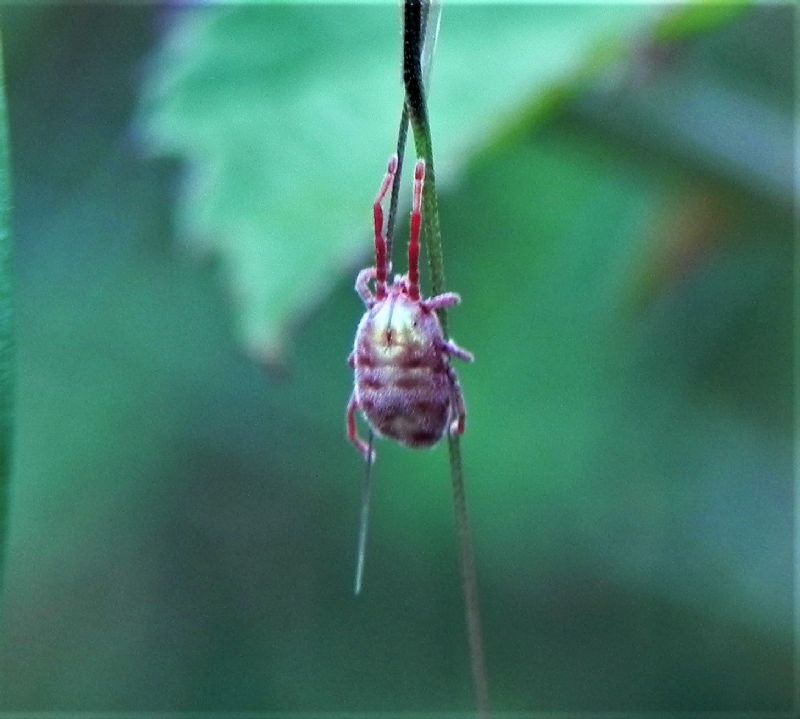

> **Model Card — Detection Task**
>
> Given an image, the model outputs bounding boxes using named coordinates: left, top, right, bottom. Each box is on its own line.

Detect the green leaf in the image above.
left=137, top=4, right=660, bottom=361
left=653, top=1, right=750, bottom=43
left=2, top=6, right=791, bottom=711
left=0, top=34, right=13, bottom=590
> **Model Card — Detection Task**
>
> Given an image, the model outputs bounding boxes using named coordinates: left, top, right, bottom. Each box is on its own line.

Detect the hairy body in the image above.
left=352, top=291, right=462, bottom=448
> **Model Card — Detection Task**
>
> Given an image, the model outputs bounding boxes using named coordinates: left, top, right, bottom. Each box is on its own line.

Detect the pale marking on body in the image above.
left=369, top=298, right=426, bottom=363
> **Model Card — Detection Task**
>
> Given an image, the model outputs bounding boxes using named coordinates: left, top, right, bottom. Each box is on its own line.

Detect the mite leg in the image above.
left=355, top=268, right=376, bottom=307
left=442, top=338, right=474, bottom=363
left=407, top=159, right=425, bottom=301
left=374, top=155, right=398, bottom=300
left=424, top=292, right=461, bottom=312
left=347, top=391, right=376, bottom=462
left=447, top=367, right=468, bottom=436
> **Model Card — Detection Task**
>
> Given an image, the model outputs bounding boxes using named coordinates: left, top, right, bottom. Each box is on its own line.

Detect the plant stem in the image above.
left=447, top=431, right=489, bottom=714
left=403, top=2, right=489, bottom=716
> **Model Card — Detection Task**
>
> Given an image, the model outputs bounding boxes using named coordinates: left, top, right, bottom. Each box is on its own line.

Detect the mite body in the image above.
left=346, top=156, right=472, bottom=460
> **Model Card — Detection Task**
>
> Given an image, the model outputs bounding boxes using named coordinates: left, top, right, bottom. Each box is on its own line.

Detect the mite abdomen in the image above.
left=356, top=362, right=451, bottom=448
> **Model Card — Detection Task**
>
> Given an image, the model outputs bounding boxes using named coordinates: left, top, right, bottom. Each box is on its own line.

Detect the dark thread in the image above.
left=403, top=0, right=428, bottom=130
left=403, top=2, right=490, bottom=716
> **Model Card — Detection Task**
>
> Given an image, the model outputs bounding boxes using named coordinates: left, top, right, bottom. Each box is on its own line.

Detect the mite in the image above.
left=346, top=154, right=473, bottom=461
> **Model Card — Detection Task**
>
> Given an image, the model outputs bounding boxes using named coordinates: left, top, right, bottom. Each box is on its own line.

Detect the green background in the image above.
left=0, top=3, right=794, bottom=714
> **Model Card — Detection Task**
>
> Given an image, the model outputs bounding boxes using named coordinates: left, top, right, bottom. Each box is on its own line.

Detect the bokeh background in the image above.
left=0, top=2, right=794, bottom=714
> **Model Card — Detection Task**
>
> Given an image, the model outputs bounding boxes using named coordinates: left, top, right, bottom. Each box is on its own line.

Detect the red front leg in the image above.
left=373, top=156, right=398, bottom=300
left=407, top=159, right=425, bottom=301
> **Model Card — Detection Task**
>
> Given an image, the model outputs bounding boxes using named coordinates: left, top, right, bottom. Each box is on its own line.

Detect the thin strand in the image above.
left=404, top=1, right=490, bottom=715
left=354, top=430, right=375, bottom=596
left=448, top=433, right=489, bottom=714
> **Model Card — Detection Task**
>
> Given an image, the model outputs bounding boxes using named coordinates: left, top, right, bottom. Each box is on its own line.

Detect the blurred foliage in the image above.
left=137, top=4, right=661, bottom=362
left=0, top=35, right=11, bottom=585
left=0, top=2, right=794, bottom=715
